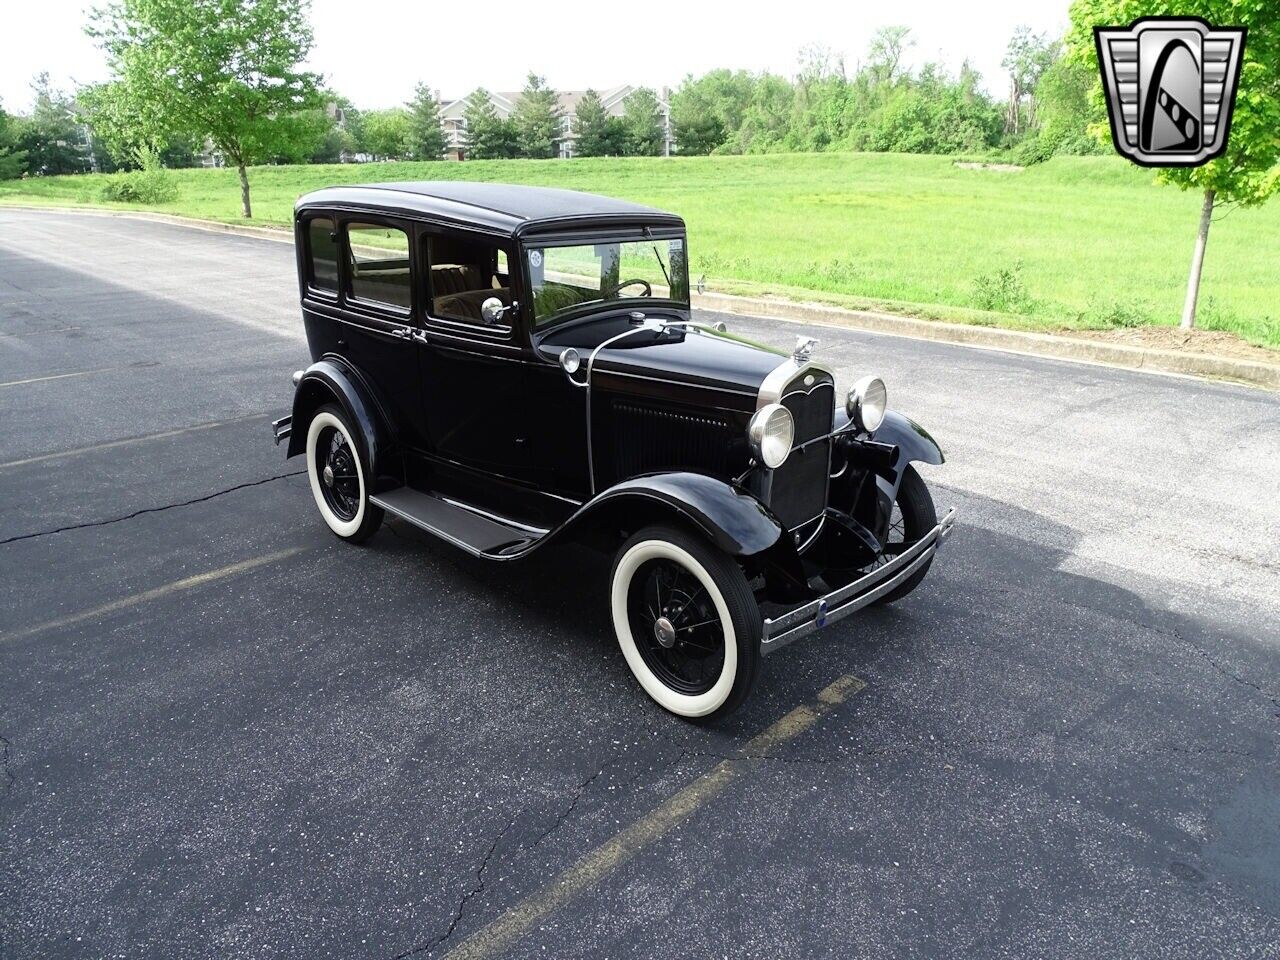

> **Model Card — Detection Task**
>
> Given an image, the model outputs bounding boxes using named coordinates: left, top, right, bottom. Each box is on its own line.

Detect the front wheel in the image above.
left=871, top=465, right=937, bottom=605
left=610, top=526, right=761, bottom=719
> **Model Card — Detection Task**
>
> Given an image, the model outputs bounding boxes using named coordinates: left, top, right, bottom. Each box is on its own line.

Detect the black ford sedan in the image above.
left=272, top=182, right=955, bottom=719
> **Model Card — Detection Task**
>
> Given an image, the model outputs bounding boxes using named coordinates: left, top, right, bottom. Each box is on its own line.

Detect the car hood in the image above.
left=536, top=314, right=787, bottom=397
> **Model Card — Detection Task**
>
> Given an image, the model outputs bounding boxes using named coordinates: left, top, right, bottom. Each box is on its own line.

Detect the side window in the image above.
left=426, top=234, right=514, bottom=327
left=307, top=217, right=339, bottom=294
left=346, top=222, right=412, bottom=311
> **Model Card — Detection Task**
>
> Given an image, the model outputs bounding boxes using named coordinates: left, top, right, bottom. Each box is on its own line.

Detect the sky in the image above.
left=1, top=0, right=1070, bottom=113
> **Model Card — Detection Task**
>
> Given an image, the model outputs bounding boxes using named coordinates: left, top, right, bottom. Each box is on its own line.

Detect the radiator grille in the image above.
left=611, top=402, right=734, bottom=479
left=771, top=375, right=833, bottom=529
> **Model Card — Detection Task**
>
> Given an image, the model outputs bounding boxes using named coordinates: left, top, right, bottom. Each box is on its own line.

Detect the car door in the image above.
left=418, top=228, right=533, bottom=482
left=336, top=217, right=429, bottom=450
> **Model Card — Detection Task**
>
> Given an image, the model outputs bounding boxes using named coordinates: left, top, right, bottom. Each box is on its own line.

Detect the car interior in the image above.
left=428, top=235, right=513, bottom=324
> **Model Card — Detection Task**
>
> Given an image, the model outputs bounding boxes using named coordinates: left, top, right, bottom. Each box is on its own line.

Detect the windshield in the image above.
left=526, top=236, right=689, bottom=328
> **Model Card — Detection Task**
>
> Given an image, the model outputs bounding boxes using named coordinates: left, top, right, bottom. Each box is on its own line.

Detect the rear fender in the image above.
left=285, top=358, right=393, bottom=489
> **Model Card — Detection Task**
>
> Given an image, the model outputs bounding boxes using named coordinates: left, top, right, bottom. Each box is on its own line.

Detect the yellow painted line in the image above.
left=0, top=413, right=272, bottom=471
left=0, top=367, right=116, bottom=389
left=442, top=673, right=866, bottom=960
left=1, top=547, right=304, bottom=645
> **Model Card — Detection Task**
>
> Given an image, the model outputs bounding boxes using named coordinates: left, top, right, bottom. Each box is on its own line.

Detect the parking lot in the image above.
left=2, top=209, right=1278, bottom=958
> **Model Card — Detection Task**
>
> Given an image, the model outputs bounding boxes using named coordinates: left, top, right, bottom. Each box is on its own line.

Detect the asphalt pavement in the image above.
left=1, top=209, right=1278, bottom=959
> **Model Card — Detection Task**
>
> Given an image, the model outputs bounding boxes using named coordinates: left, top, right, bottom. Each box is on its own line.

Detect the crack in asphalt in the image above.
left=393, top=813, right=521, bottom=960
left=0, top=734, right=13, bottom=794
left=0, top=470, right=305, bottom=546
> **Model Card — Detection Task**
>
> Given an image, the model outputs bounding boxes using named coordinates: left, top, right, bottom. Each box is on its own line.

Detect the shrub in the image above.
left=1012, top=136, right=1053, bottom=166
left=971, top=260, right=1034, bottom=313
left=1085, top=299, right=1148, bottom=329
left=98, top=147, right=178, bottom=204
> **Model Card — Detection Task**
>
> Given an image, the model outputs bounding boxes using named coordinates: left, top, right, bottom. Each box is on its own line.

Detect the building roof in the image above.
left=295, top=181, right=683, bottom=236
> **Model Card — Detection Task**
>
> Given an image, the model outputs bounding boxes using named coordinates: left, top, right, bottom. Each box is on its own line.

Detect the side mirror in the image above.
left=480, top=297, right=507, bottom=325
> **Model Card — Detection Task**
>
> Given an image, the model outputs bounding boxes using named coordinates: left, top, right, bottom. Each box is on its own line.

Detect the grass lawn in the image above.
left=3, top=152, right=1278, bottom=347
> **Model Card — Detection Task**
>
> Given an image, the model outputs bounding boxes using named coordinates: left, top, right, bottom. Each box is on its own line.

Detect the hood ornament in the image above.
left=792, top=336, right=819, bottom=362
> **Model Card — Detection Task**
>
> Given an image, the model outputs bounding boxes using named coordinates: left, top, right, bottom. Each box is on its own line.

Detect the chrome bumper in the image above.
left=760, top=507, right=957, bottom=654
left=271, top=416, right=292, bottom=445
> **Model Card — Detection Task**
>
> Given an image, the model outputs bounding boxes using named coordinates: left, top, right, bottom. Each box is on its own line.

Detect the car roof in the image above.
left=295, top=181, right=684, bottom=237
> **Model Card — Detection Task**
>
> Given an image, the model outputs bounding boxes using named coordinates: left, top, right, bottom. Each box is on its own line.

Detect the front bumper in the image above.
left=760, top=507, right=957, bottom=654
left=271, top=416, right=292, bottom=445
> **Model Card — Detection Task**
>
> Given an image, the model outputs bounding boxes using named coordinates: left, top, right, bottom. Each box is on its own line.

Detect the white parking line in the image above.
left=441, top=674, right=866, bottom=960
left=1, top=547, right=304, bottom=645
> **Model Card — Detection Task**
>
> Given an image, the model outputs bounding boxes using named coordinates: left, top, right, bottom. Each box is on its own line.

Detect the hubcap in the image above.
left=653, top=616, right=676, bottom=648
left=323, top=464, right=335, bottom=488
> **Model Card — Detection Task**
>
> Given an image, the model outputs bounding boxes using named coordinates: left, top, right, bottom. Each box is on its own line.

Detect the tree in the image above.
left=362, top=108, right=413, bottom=160
left=670, top=70, right=755, bottom=154
left=406, top=82, right=446, bottom=160
left=88, top=0, right=324, bottom=218
left=17, top=74, right=90, bottom=175
left=868, top=26, right=914, bottom=85
left=621, top=87, right=665, bottom=156
left=511, top=73, right=561, bottom=158
left=1068, top=0, right=1280, bottom=329
left=573, top=89, right=613, bottom=156
left=462, top=88, right=518, bottom=159
left=0, top=100, right=28, bottom=179
left=1002, top=27, right=1058, bottom=135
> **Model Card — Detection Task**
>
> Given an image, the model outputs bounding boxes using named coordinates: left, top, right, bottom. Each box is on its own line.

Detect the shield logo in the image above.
left=1094, top=17, right=1246, bottom=167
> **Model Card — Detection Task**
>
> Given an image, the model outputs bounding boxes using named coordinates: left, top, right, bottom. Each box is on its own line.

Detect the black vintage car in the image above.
left=272, top=182, right=955, bottom=718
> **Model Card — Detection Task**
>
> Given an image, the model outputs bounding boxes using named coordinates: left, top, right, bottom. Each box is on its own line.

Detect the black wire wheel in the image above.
left=610, top=525, right=760, bottom=719
left=870, top=465, right=937, bottom=605
left=305, top=403, right=383, bottom=542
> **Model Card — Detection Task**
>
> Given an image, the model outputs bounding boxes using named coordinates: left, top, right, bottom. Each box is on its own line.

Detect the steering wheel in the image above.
left=603, top=278, right=652, bottom=299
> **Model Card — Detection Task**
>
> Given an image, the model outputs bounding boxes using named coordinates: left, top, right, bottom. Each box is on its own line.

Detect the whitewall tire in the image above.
left=305, top=404, right=383, bottom=542
left=610, top=525, right=761, bottom=719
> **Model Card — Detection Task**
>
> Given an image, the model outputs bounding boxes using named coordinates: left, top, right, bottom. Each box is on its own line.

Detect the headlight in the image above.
left=748, top=403, right=794, bottom=469
left=847, top=376, right=888, bottom=433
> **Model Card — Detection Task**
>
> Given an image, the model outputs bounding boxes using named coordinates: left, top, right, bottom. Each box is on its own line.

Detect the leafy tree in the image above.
left=726, top=74, right=793, bottom=154
left=407, top=82, right=446, bottom=160
left=573, top=89, right=612, bottom=156
left=462, top=88, right=518, bottom=159
left=512, top=73, right=561, bottom=158
left=1002, top=27, right=1059, bottom=135
left=0, top=99, right=28, bottom=179
left=17, top=74, right=90, bottom=175
left=362, top=108, right=413, bottom=160
left=1034, top=56, right=1104, bottom=154
left=670, top=70, right=755, bottom=155
left=621, top=87, right=665, bottom=156
left=1067, top=0, right=1280, bottom=329
left=88, top=0, right=324, bottom=217
left=868, top=26, right=914, bottom=84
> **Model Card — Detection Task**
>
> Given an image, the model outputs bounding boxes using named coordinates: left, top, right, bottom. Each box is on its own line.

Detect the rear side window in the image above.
left=307, top=218, right=339, bottom=293
left=347, top=222, right=412, bottom=310
left=426, top=234, right=513, bottom=327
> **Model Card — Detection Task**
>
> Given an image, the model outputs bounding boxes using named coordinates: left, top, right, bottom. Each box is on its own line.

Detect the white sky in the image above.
left=1, top=0, right=1070, bottom=113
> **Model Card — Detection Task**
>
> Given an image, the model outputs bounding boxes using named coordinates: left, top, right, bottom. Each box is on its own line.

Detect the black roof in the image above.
left=295, top=181, right=683, bottom=236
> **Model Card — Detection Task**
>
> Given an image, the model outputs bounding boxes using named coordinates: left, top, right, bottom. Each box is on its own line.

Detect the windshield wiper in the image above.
left=644, top=227, right=673, bottom=289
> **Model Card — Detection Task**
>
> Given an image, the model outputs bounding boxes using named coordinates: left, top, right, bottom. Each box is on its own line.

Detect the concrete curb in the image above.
left=693, top=292, right=1280, bottom=391
left=5, top=202, right=1277, bottom=392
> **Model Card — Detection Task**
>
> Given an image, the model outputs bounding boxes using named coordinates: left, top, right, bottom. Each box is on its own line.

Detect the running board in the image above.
left=370, top=488, right=545, bottom=558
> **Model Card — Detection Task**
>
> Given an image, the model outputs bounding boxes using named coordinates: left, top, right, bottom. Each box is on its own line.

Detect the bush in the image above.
left=1012, top=136, right=1053, bottom=166
left=971, top=261, right=1034, bottom=313
left=1084, top=299, right=1149, bottom=329
left=98, top=147, right=178, bottom=204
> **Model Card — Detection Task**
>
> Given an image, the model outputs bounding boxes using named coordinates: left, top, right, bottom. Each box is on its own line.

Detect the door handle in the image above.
left=390, top=327, right=412, bottom=339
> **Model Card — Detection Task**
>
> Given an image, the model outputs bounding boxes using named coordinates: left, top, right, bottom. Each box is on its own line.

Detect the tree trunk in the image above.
left=237, top=163, right=252, bottom=219
left=1180, top=188, right=1215, bottom=330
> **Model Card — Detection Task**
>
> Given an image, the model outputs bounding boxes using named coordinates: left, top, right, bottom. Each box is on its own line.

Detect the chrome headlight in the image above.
left=846, top=376, right=888, bottom=433
left=748, top=403, right=794, bottom=469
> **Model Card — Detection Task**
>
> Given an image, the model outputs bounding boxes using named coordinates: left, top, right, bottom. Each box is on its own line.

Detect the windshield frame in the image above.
left=520, top=227, right=691, bottom=331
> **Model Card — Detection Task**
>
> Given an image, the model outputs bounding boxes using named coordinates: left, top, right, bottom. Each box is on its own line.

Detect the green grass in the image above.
left=4, top=152, right=1279, bottom=347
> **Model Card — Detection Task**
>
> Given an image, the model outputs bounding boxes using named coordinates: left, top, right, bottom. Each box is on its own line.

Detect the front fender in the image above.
left=871, top=410, right=945, bottom=468
left=285, top=358, right=391, bottom=488
left=564, top=471, right=785, bottom=557
left=833, top=408, right=944, bottom=509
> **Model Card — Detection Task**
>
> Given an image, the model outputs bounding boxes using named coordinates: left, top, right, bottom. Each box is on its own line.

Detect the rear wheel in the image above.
left=305, top=403, right=383, bottom=543
left=610, top=526, right=761, bottom=719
